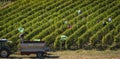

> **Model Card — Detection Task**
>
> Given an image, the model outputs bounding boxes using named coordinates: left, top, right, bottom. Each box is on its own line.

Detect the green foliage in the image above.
left=0, top=0, right=120, bottom=51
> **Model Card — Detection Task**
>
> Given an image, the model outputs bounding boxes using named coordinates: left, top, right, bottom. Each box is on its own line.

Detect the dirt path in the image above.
left=8, top=54, right=120, bottom=59
left=52, top=50, right=120, bottom=59
left=2, top=50, right=120, bottom=59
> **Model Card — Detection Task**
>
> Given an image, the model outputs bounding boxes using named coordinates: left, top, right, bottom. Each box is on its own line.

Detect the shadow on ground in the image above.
left=7, top=55, right=59, bottom=59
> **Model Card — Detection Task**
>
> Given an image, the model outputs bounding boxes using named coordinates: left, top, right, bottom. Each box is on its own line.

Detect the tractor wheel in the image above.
left=0, top=49, right=10, bottom=58
left=36, top=52, right=44, bottom=58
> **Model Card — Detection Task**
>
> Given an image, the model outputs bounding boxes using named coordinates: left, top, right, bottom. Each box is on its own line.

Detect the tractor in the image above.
left=0, top=39, right=11, bottom=58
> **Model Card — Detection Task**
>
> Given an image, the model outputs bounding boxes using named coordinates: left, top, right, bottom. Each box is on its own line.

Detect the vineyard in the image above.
left=0, top=0, right=120, bottom=51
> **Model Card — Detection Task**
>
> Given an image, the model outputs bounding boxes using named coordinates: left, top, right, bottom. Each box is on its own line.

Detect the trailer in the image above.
left=20, top=41, right=47, bottom=58
left=19, top=33, right=49, bottom=58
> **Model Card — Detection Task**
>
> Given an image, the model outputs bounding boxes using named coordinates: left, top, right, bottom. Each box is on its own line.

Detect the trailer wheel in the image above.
left=0, top=49, right=9, bottom=58
left=36, top=52, right=43, bottom=58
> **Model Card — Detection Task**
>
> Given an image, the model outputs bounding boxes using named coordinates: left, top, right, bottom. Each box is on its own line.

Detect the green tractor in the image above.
left=0, top=39, right=11, bottom=58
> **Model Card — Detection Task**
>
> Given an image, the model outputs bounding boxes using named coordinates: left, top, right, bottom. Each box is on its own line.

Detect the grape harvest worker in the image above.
left=108, top=17, right=112, bottom=22
left=68, top=24, right=72, bottom=29
left=19, top=32, right=27, bottom=43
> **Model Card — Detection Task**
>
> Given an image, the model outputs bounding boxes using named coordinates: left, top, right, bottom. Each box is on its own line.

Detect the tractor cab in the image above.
left=0, top=39, right=11, bottom=58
